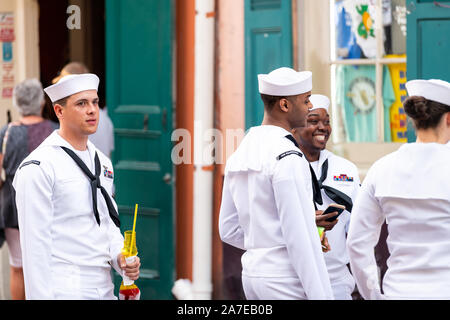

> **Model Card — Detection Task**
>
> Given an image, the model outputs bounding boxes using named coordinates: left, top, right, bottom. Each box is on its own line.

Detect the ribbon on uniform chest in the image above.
left=311, top=159, right=353, bottom=212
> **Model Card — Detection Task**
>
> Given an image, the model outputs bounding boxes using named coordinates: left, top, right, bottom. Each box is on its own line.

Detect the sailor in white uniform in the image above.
left=219, top=67, right=334, bottom=300
left=13, top=74, right=140, bottom=299
left=347, top=79, right=450, bottom=299
left=291, top=94, right=360, bottom=300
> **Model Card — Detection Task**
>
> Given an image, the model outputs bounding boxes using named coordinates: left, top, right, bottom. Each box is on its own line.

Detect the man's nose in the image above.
left=87, top=102, right=97, bottom=113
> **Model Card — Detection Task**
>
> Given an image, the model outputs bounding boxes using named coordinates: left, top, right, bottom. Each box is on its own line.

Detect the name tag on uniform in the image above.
left=103, top=165, right=114, bottom=179
left=333, top=174, right=353, bottom=182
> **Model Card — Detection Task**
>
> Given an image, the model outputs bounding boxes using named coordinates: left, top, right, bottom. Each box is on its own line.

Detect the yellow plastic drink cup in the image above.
left=122, top=230, right=138, bottom=257
left=122, top=230, right=138, bottom=286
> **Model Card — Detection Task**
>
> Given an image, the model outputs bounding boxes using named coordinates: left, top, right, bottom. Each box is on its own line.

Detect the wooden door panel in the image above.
left=407, top=0, right=450, bottom=82
left=245, top=0, right=293, bottom=129
left=106, top=0, right=174, bottom=299
left=418, top=19, right=450, bottom=80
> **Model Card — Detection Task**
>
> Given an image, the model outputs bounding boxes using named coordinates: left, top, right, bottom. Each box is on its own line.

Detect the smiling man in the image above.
left=12, top=74, right=140, bottom=299
left=292, top=94, right=361, bottom=300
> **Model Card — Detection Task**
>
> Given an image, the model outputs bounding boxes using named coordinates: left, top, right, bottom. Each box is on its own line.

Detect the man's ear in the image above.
left=53, top=104, right=64, bottom=120
left=447, top=112, right=450, bottom=126
left=279, top=98, right=289, bottom=113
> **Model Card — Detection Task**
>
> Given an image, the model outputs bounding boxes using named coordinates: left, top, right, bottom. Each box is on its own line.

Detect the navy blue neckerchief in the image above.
left=60, top=146, right=121, bottom=228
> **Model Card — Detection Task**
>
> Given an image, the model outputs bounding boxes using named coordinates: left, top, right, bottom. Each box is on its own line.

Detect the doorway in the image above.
left=38, top=0, right=105, bottom=121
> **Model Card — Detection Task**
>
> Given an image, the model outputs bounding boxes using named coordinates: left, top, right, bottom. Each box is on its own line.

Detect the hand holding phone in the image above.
left=316, top=208, right=338, bottom=231
left=322, top=203, right=346, bottom=222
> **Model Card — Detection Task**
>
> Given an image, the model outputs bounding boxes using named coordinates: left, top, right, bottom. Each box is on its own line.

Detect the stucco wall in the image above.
left=0, top=0, right=40, bottom=127
left=297, top=0, right=331, bottom=99
left=216, top=0, right=245, bottom=172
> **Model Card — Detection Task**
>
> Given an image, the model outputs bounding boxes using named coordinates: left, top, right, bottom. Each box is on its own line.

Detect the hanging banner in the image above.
left=0, top=12, right=15, bottom=99
left=343, top=0, right=378, bottom=58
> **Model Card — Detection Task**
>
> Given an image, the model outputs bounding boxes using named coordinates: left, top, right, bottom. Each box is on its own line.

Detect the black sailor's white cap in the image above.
left=258, top=67, right=312, bottom=96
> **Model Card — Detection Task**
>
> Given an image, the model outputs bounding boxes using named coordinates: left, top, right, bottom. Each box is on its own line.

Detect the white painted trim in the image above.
left=192, top=0, right=215, bottom=300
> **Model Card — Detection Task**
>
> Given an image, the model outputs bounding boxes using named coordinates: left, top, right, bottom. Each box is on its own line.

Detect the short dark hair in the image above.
left=52, top=96, right=69, bottom=107
left=260, top=94, right=290, bottom=111
left=404, top=96, right=450, bottom=130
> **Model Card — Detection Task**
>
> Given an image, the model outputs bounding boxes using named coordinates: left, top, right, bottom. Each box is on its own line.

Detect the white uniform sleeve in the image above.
left=218, top=174, right=245, bottom=250
left=273, top=155, right=334, bottom=300
left=346, top=165, right=385, bottom=300
left=108, top=198, right=125, bottom=274
left=13, top=161, right=55, bottom=300
left=102, top=164, right=124, bottom=274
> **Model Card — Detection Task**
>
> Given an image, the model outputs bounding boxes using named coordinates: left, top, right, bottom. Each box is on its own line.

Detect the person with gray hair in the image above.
left=0, top=78, right=58, bottom=300
left=13, top=79, right=45, bottom=116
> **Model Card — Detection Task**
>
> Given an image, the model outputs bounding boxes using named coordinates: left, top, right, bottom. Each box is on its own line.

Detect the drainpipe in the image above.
left=192, top=0, right=215, bottom=300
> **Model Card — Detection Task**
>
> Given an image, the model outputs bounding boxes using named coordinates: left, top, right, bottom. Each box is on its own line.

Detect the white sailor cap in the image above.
left=309, top=94, right=330, bottom=112
left=44, top=73, right=100, bottom=103
left=405, top=79, right=450, bottom=106
left=258, top=67, right=312, bottom=96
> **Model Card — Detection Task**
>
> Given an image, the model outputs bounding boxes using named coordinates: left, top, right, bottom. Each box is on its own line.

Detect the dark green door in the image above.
left=406, top=0, right=450, bottom=141
left=407, top=0, right=450, bottom=80
left=105, top=0, right=174, bottom=299
left=245, top=0, right=293, bottom=129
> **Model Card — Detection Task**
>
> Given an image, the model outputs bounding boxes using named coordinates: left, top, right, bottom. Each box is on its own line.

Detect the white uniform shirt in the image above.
left=219, top=125, right=333, bottom=300
left=347, top=143, right=450, bottom=299
left=310, top=150, right=360, bottom=292
left=13, top=130, right=124, bottom=300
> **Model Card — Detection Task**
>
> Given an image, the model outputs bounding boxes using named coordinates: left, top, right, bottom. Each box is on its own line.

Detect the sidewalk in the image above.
left=0, top=245, right=11, bottom=299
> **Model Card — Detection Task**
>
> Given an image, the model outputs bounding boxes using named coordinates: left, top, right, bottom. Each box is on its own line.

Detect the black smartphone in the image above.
left=322, top=203, right=346, bottom=222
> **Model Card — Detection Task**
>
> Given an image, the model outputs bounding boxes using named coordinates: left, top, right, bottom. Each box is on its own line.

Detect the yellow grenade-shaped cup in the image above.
left=119, top=230, right=140, bottom=300
left=121, top=230, right=138, bottom=286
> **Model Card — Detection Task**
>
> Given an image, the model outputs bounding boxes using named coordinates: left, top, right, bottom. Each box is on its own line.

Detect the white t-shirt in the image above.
left=310, top=160, right=320, bottom=177
left=73, top=149, right=93, bottom=173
